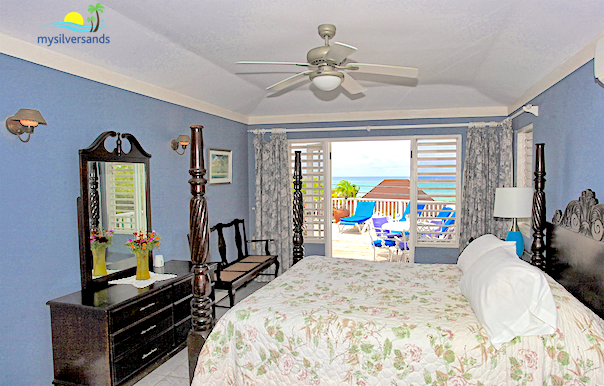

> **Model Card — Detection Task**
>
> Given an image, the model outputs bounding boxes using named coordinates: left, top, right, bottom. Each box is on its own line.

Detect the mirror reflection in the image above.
left=88, top=161, right=148, bottom=278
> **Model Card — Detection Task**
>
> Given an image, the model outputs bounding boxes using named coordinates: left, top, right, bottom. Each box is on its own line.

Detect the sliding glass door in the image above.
left=289, top=135, right=461, bottom=261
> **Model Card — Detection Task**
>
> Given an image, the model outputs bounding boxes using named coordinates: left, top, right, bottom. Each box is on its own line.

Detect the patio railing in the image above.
left=332, top=197, right=453, bottom=220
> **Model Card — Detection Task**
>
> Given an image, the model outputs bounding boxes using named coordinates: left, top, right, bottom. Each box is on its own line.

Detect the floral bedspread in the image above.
left=193, top=255, right=604, bottom=385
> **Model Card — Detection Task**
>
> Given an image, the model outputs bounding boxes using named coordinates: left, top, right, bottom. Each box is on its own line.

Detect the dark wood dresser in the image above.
left=47, top=260, right=198, bottom=386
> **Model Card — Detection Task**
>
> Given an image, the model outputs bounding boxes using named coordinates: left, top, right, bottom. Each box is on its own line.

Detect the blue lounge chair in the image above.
left=338, top=201, right=375, bottom=234
left=398, top=203, right=426, bottom=222
left=420, top=207, right=456, bottom=239
left=439, top=212, right=456, bottom=237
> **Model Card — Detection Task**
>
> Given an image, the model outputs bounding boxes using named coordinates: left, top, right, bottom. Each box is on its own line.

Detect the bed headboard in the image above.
left=529, top=144, right=604, bottom=319
left=545, top=190, right=604, bottom=319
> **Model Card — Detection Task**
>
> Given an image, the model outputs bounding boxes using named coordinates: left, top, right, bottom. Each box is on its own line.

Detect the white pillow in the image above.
left=459, top=247, right=557, bottom=350
left=457, top=234, right=516, bottom=273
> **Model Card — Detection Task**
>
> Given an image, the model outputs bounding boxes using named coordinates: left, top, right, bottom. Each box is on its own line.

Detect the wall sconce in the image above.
left=5, top=109, right=47, bottom=143
left=171, top=134, right=191, bottom=155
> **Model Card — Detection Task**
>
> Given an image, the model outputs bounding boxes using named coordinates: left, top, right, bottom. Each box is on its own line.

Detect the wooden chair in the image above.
left=211, top=219, right=279, bottom=307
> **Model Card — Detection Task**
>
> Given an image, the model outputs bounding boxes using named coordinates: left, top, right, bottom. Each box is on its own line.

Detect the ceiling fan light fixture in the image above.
left=311, top=72, right=344, bottom=91
left=237, top=24, right=419, bottom=95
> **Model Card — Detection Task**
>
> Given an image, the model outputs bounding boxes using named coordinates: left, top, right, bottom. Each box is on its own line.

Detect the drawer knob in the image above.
left=139, top=302, right=156, bottom=312
left=140, top=325, right=157, bottom=335
left=142, top=347, right=158, bottom=360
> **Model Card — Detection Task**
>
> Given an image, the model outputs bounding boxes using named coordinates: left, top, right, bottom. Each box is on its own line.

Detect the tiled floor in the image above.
left=332, top=223, right=395, bottom=261
left=134, top=281, right=267, bottom=386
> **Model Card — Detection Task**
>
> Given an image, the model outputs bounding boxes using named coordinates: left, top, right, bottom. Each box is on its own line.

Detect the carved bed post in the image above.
left=187, top=125, right=213, bottom=381
left=293, top=151, right=304, bottom=264
left=531, top=143, right=546, bottom=269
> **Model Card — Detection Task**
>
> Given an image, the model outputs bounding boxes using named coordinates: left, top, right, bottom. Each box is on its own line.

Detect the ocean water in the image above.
left=332, top=176, right=406, bottom=196
left=332, top=176, right=456, bottom=201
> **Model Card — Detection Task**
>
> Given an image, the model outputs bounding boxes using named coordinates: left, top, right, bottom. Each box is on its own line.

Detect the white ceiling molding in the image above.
left=0, top=33, right=249, bottom=124
left=508, top=31, right=604, bottom=115
left=2, top=23, right=603, bottom=126
left=247, top=106, right=508, bottom=125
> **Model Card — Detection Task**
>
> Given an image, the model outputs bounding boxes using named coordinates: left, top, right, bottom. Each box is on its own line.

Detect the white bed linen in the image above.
left=193, top=255, right=604, bottom=385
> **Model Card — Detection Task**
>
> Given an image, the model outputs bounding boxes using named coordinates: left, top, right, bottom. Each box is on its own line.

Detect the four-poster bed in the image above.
left=187, top=129, right=604, bottom=385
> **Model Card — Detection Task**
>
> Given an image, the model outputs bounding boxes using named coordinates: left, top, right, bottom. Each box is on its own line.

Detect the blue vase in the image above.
left=506, top=231, right=524, bottom=257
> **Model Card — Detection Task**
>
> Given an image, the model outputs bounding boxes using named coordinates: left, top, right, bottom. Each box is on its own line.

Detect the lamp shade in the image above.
left=493, top=187, right=533, bottom=218
left=9, top=108, right=47, bottom=126
left=312, top=74, right=342, bottom=91
left=176, top=134, right=190, bottom=145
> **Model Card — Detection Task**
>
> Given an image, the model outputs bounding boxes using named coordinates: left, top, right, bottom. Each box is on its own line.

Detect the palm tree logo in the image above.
left=86, top=16, right=96, bottom=32
left=87, top=3, right=105, bottom=33
left=43, top=3, right=106, bottom=33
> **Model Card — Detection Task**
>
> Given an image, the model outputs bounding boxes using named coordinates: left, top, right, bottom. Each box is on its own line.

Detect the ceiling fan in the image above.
left=237, top=24, right=419, bottom=94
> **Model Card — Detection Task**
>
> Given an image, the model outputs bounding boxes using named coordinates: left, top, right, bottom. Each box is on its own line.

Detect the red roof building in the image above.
left=361, top=179, right=433, bottom=201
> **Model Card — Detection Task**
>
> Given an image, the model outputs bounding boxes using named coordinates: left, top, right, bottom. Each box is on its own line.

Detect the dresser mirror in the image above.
left=78, top=131, right=152, bottom=290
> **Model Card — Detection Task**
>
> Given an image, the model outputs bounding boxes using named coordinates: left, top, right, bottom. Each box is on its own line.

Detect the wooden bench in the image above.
left=210, top=219, right=279, bottom=307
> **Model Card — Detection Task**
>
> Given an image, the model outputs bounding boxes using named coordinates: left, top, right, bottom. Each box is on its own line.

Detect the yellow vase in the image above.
left=92, top=248, right=108, bottom=276
left=135, top=250, right=151, bottom=280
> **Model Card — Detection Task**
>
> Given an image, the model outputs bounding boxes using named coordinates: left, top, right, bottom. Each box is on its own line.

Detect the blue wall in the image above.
left=0, top=54, right=249, bottom=385
left=248, top=117, right=506, bottom=264
left=512, top=60, right=604, bottom=220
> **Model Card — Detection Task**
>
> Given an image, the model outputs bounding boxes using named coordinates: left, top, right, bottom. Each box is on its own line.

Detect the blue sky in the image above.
left=331, top=140, right=411, bottom=177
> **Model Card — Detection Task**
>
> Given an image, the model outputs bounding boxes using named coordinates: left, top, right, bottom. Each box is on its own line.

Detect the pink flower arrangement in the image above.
left=90, top=229, right=114, bottom=251
left=126, top=231, right=161, bottom=253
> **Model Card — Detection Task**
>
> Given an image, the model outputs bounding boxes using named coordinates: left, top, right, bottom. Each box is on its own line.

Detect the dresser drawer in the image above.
left=113, top=328, right=174, bottom=384
left=112, top=306, right=173, bottom=359
left=110, top=287, right=172, bottom=333
left=172, top=276, right=192, bottom=302
left=173, top=295, right=193, bottom=324
left=174, top=316, right=192, bottom=345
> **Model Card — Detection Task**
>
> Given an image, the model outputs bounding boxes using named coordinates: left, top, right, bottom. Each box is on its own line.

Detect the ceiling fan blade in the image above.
left=340, top=72, right=367, bottom=95
left=343, top=63, right=419, bottom=78
left=266, top=71, right=313, bottom=91
left=237, top=61, right=313, bottom=67
left=324, top=42, right=357, bottom=65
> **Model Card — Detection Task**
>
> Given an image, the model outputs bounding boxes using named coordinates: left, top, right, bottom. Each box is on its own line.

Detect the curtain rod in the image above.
left=247, top=104, right=538, bottom=134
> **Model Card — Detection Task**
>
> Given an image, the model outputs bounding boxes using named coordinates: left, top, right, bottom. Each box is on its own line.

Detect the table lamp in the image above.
left=493, top=187, right=533, bottom=256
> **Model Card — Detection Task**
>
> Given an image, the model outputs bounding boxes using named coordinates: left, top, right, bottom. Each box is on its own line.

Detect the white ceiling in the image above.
left=1, top=0, right=604, bottom=123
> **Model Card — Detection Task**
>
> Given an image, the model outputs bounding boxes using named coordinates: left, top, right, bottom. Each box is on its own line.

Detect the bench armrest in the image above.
left=246, top=239, right=274, bottom=255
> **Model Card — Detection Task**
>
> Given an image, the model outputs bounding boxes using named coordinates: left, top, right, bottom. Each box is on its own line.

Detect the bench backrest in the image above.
left=210, top=218, right=249, bottom=267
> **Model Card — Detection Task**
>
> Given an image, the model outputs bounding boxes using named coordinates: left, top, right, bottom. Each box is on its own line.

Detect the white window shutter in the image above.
left=517, top=127, right=533, bottom=234
left=414, top=136, right=461, bottom=245
left=517, top=130, right=533, bottom=189
left=105, top=163, right=146, bottom=234
left=289, top=142, right=326, bottom=241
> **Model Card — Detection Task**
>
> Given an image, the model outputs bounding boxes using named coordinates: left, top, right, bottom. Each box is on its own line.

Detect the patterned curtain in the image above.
left=253, top=132, right=293, bottom=279
left=459, top=119, right=513, bottom=251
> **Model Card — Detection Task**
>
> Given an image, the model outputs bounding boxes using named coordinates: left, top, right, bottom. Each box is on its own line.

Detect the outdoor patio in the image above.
left=331, top=222, right=392, bottom=261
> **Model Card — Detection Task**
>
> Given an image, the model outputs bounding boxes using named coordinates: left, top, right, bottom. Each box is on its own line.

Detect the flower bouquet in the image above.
left=90, top=229, right=114, bottom=276
left=126, top=231, right=161, bottom=280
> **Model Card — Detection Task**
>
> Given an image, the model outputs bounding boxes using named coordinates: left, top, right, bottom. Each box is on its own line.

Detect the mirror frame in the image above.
left=78, top=131, right=152, bottom=290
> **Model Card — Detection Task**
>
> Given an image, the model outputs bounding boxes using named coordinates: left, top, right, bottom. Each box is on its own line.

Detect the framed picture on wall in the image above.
left=208, top=149, right=232, bottom=184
